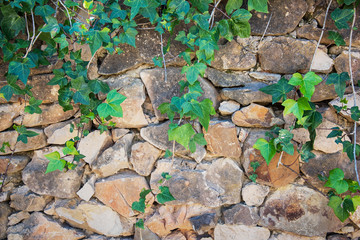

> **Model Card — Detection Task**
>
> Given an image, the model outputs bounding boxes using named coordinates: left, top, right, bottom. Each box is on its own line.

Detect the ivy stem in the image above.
left=209, top=0, right=222, bottom=29
left=277, top=151, right=284, bottom=168
left=25, top=12, right=30, bottom=41
left=309, top=0, right=332, bottom=72
left=160, top=33, right=167, bottom=82
left=58, top=0, right=72, bottom=27
left=209, top=3, right=230, bottom=19
left=260, top=12, right=272, bottom=43
left=349, top=6, right=359, bottom=185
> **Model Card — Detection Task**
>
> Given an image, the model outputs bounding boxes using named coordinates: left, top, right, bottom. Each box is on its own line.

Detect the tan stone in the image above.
left=0, top=103, right=23, bottom=131
left=0, top=155, right=29, bottom=174
left=269, top=232, right=325, bottom=240
left=223, top=203, right=260, bottom=226
left=77, top=130, right=113, bottom=165
left=95, top=171, right=154, bottom=217
left=130, top=141, right=161, bottom=176
left=203, top=120, right=242, bottom=159
left=0, top=203, right=11, bottom=239
left=163, top=231, right=186, bottom=240
left=134, top=226, right=160, bottom=240
left=330, top=92, right=360, bottom=123
left=111, top=128, right=130, bottom=142
left=10, top=185, right=52, bottom=211
left=249, top=72, right=281, bottom=82
left=242, top=183, right=270, bottom=207
left=335, top=51, right=360, bottom=84
left=214, top=224, right=270, bottom=240
left=8, top=211, right=31, bottom=226
left=232, top=103, right=283, bottom=128
left=218, top=100, right=240, bottom=115
left=0, top=129, right=47, bottom=155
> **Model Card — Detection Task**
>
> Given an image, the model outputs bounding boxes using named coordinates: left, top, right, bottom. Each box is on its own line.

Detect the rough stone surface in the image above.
left=223, top=203, right=260, bottom=226
left=0, top=203, right=11, bottom=239
left=214, top=224, right=270, bottom=240
left=78, top=130, right=113, bottom=165
left=10, top=185, right=52, bottom=211
left=249, top=72, right=281, bottom=82
left=258, top=37, right=332, bottom=74
left=260, top=184, right=345, bottom=236
left=211, top=39, right=256, bottom=71
left=44, top=118, right=91, bottom=145
left=76, top=176, right=95, bottom=201
left=311, top=77, right=339, bottom=102
left=203, top=120, right=242, bottom=159
left=112, top=128, right=130, bottom=142
left=249, top=0, right=308, bottom=36
left=95, top=171, right=154, bottom=217
left=0, top=103, right=23, bottom=131
left=8, top=211, right=31, bottom=226
left=330, top=92, right=360, bottom=122
left=219, top=100, right=240, bottom=115
left=350, top=206, right=360, bottom=229
left=51, top=199, right=134, bottom=237
left=99, top=77, right=148, bottom=128
left=232, top=104, right=283, bottom=128
left=335, top=51, right=360, bottom=84
left=140, top=67, right=220, bottom=121
left=98, top=27, right=187, bottom=75
left=221, top=82, right=273, bottom=106
left=242, top=183, right=270, bottom=207
left=205, top=68, right=251, bottom=87
left=241, top=129, right=299, bottom=187
left=0, top=155, right=29, bottom=174
left=0, top=129, right=47, bottom=155
left=314, top=119, right=349, bottom=153
left=7, top=212, right=85, bottom=240
left=91, top=133, right=133, bottom=178
left=22, top=147, right=84, bottom=198
left=134, top=226, right=160, bottom=240
left=130, top=141, right=161, bottom=176
left=150, top=158, right=243, bottom=207
left=269, top=232, right=325, bottom=240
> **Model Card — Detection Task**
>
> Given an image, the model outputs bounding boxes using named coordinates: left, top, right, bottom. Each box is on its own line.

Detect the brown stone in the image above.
left=140, top=67, right=220, bottom=121
left=0, top=202, right=11, bottom=239
left=8, top=211, right=31, bottom=226
left=0, top=129, right=47, bottom=155
left=297, top=25, right=333, bottom=46
left=130, top=141, right=161, bottom=176
left=232, top=103, right=283, bottom=128
left=334, top=51, right=360, bottom=84
left=260, top=185, right=345, bottom=236
left=7, top=212, right=85, bottom=240
left=205, top=68, right=251, bottom=87
left=0, top=103, right=23, bottom=132
left=203, top=120, right=241, bottom=159
left=0, top=155, right=29, bottom=174
left=95, top=171, right=154, bottom=217
left=214, top=224, right=270, bottom=240
left=242, top=183, right=270, bottom=207
left=211, top=40, right=256, bottom=71
left=10, top=185, right=52, bottom=211
left=111, top=128, right=130, bottom=142
left=249, top=0, right=308, bottom=36
left=223, top=203, right=260, bottom=226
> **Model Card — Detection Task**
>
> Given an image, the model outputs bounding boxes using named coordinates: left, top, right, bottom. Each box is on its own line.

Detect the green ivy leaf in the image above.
left=328, top=31, right=346, bottom=46
left=189, top=0, right=212, bottom=13
left=182, top=63, right=207, bottom=85
left=253, top=138, right=276, bottom=165
left=109, top=2, right=127, bottom=19
left=158, top=102, right=175, bottom=122
left=8, top=59, right=36, bottom=85
left=14, top=125, right=39, bottom=144
left=97, top=89, right=126, bottom=118
left=168, top=0, right=190, bottom=20
left=0, top=5, right=25, bottom=38
left=327, top=127, right=343, bottom=138
left=351, top=106, right=360, bottom=121
left=193, top=133, right=207, bottom=146
left=326, top=72, right=349, bottom=99
left=62, top=140, right=79, bottom=156
left=342, top=141, right=360, bottom=161
left=135, top=219, right=144, bottom=229
left=282, top=97, right=312, bottom=119
left=34, top=5, right=55, bottom=19
left=0, top=142, right=10, bottom=153
left=45, top=151, right=66, bottom=173
left=198, top=98, right=216, bottom=131
left=331, top=8, right=354, bottom=29
left=139, top=0, right=160, bottom=23
left=40, top=16, right=60, bottom=38
left=225, top=0, right=243, bottom=14
left=132, top=198, right=146, bottom=213
left=164, top=149, right=173, bottom=158
left=260, top=78, right=293, bottom=104
left=118, top=27, right=138, bottom=48
left=248, top=0, right=268, bottom=13
left=24, top=97, right=42, bottom=114
left=124, top=0, right=148, bottom=20
left=168, top=123, right=195, bottom=150
left=328, top=196, right=349, bottom=222
left=88, top=80, right=110, bottom=94
left=157, top=186, right=176, bottom=204
left=88, top=28, right=111, bottom=55
left=289, top=72, right=322, bottom=101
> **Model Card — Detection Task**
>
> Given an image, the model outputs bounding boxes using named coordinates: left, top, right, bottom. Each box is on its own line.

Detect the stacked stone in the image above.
left=2, top=0, right=360, bottom=239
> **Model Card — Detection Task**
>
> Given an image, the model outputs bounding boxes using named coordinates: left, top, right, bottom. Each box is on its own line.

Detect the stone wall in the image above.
left=1, top=0, right=360, bottom=239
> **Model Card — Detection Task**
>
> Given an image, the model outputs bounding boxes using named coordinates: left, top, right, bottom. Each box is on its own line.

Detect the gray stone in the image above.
left=205, top=68, right=251, bottom=87
left=76, top=176, right=96, bottom=201
left=219, top=101, right=240, bottom=116
left=242, top=183, right=270, bottom=207
left=249, top=72, right=281, bottom=82
left=249, top=0, right=308, bottom=36
left=22, top=147, right=84, bottom=198
left=140, top=67, right=220, bottom=121
left=91, top=133, right=133, bottom=177
left=214, top=224, right=270, bottom=240
left=8, top=211, right=31, bottom=226
left=223, top=204, right=260, bottom=226
left=0, top=155, right=29, bottom=175
left=269, top=232, right=325, bottom=240
left=260, top=184, right=345, bottom=236
left=0, top=129, right=47, bottom=155
left=221, top=82, right=272, bottom=106
left=10, top=185, right=52, bottom=211
left=134, top=226, right=160, bottom=240
left=150, top=158, right=243, bottom=207
left=189, top=212, right=217, bottom=234
left=0, top=202, right=11, bottom=239
left=112, top=129, right=130, bottom=142
left=130, top=142, right=161, bottom=176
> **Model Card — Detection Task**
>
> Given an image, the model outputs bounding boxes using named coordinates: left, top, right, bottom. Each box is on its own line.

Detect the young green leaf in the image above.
left=328, top=195, right=349, bottom=222
left=282, top=97, right=312, bottom=119
left=132, top=198, right=146, bottom=213
left=182, top=63, right=207, bottom=85
left=288, top=72, right=322, bottom=101
left=97, top=89, right=126, bottom=118
left=351, top=106, right=360, bottom=121
left=327, top=127, right=343, bottom=138
left=24, top=97, right=42, bottom=114
left=225, top=0, right=243, bottom=14
left=45, top=151, right=66, bottom=173
left=157, top=186, right=176, bottom=204
left=253, top=138, right=276, bottom=165
left=124, top=0, right=148, bottom=20
left=168, top=123, right=195, bottom=150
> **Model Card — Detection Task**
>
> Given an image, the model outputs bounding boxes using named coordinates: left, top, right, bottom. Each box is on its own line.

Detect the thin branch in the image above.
left=160, top=33, right=167, bottom=82
left=309, top=0, right=333, bottom=72
left=23, top=9, right=36, bottom=58
left=260, top=13, right=273, bottom=43
left=25, top=13, right=30, bottom=41
left=209, top=0, right=222, bottom=29
left=277, top=151, right=284, bottom=167
left=54, top=0, right=59, bottom=17
left=209, top=3, right=230, bottom=19
left=59, top=0, right=72, bottom=27
left=349, top=6, right=359, bottom=184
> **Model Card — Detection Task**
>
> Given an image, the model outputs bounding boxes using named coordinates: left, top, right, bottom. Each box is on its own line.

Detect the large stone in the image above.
left=203, top=120, right=242, bottom=159
left=314, top=119, right=349, bottom=153
left=145, top=204, right=218, bottom=237
left=221, top=82, right=273, bottom=106
left=241, top=129, right=299, bottom=187
left=112, top=128, right=130, bottom=142
left=0, top=203, right=11, bottom=239
left=258, top=37, right=332, bottom=74
left=249, top=0, right=308, bottom=36
left=22, top=147, right=84, bottom=198
left=0, top=129, right=47, bottom=155
left=269, top=232, right=325, bottom=240
left=205, top=68, right=251, bottom=87
left=51, top=199, right=134, bottom=237
left=95, top=171, right=154, bottom=217
left=311, top=77, right=339, bottom=102
left=134, top=226, right=160, bottom=240
left=150, top=158, right=243, bottom=207
left=10, top=185, right=52, bottom=211
left=335, top=51, right=360, bottom=84
left=76, top=176, right=95, bottom=201
left=130, top=141, right=161, bottom=176
left=98, top=27, right=187, bottom=75
left=214, top=224, right=270, bottom=240
left=7, top=212, right=85, bottom=240
left=218, top=100, right=240, bottom=115
left=211, top=39, right=256, bottom=71
left=260, top=184, right=345, bottom=236
left=0, top=155, right=29, bottom=174
left=77, top=130, right=113, bottom=165
left=232, top=103, right=283, bottom=128
left=140, top=121, right=206, bottom=162
left=91, top=133, right=133, bottom=177
left=223, top=203, right=260, bottom=226
left=140, top=67, right=220, bottom=121
left=0, top=103, right=23, bottom=132
left=99, top=76, right=148, bottom=128
left=242, top=183, right=270, bottom=207
left=249, top=72, right=281, bottom=82
left=14, top=103, right=78, bottom=127
left=8, top=211, right=31, bottom=226
left=44, top=118, right=91, bottom=145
